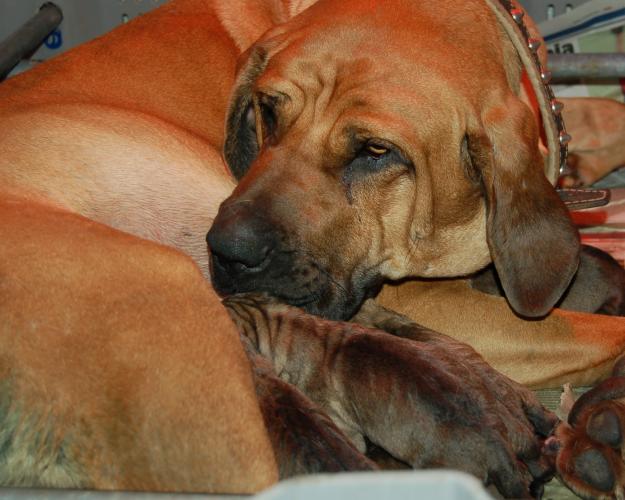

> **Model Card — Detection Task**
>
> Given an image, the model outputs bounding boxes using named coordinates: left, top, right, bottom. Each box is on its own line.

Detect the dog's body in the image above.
left=0, top=0, right=241, bottom=277
left=227, top=294, right=556, bottom=498
left=2, top=0, right=625, bottom=496
left=0, top=198, right=278, bottom=491
left=0, top=0, right=281, bottom=491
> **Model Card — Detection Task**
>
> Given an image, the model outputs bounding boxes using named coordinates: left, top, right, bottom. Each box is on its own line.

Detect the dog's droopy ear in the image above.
left=224, top=46, right=269, bottom=180
left=467, top=98, right=580, bottom=318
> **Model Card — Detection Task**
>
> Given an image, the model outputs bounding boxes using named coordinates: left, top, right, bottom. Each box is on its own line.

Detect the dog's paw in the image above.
left=352, top=300, right=558, bottom=497
left=547, top=374, right=625, bottom=499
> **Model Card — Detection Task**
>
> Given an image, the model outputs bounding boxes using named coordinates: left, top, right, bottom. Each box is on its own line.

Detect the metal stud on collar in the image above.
left=559, top=131, right=572, bottom=146
left=510, top=8, right=524, bottom=23
left=551, top=99, right=564, bottom=115
left=497, top=0, right=570, bottom=177
left=528, top=38, right=541, bottom=52
left=540, top=70, right=552, bottom=84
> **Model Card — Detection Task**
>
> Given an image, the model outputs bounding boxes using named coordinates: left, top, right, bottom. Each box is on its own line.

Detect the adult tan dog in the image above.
left=1, top=0, right=625, bottom=497
left=209, top=0, right=579, bottom=318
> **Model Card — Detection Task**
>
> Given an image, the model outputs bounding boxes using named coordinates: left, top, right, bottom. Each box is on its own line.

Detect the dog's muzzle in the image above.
left=207, top=201, right=370, bottom=320
left=207, top=202, right=328, bottom=308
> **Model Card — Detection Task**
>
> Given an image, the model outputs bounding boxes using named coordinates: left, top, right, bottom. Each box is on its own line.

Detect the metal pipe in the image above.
left=0, top=2, right=63, bottom=81
left=550, top=53, right=625, bottom=81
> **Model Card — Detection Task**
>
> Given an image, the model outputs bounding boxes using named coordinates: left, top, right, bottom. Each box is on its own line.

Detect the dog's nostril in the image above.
left=234, top=262, right=247, bottom=272
left=230, top=242, right=271, bottom=269
left=232, top=251, right=269, bottom=272
left=210, top=237, right=271, bottom=269
left=211, top=251, right=262, bottom=273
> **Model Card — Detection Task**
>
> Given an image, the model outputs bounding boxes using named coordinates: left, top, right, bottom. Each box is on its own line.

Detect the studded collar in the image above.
left=484, top=0, right=570, bottom=184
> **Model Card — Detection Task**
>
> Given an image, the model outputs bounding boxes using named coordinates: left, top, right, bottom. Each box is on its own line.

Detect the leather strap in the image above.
left=557, top=188, right=611, bottom=210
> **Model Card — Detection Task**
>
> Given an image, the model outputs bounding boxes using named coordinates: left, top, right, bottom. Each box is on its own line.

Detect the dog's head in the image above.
left=207, top=0, right=579, bottom=320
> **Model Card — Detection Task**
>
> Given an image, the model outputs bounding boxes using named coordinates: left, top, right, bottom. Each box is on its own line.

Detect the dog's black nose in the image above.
left=207, top=202, right=276, bottom=270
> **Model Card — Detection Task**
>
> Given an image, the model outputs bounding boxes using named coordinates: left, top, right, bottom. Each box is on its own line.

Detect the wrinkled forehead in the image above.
left=260, top=21, right=382, bottom=86
left=256, top=0, right=510, bottom=89
left=243, top=0, right=515, bottom=156
left=258, top=13, right=434, bottom=100
left=254, top=36, right=467, bottom=147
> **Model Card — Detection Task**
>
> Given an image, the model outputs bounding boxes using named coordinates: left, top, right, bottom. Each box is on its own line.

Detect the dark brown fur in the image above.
left=226, top=294, right=557, bottom=498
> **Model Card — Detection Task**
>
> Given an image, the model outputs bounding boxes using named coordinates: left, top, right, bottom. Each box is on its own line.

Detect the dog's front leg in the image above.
left=226, top=294, right=555, bottom=498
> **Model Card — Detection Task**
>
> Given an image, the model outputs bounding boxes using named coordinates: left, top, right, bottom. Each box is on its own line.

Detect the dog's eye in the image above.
left=365, top=143, right=389, bottom=158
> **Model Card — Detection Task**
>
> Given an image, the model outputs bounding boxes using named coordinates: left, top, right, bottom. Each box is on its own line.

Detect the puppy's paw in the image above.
left=549, top=374, right=625, bottom=498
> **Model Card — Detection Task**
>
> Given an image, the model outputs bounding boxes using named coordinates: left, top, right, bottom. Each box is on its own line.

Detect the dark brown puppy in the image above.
left=226, top=294, right=557, bottom=498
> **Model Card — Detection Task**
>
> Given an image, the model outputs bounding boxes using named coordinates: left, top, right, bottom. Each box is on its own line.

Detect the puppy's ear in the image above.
left=224, top=46, right=268, bottom=179
left=467, top=97, right=580, bottom=317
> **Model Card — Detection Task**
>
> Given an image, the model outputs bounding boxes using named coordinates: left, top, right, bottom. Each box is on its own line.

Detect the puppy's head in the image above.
left=207, top=0, right=579, bottom=320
